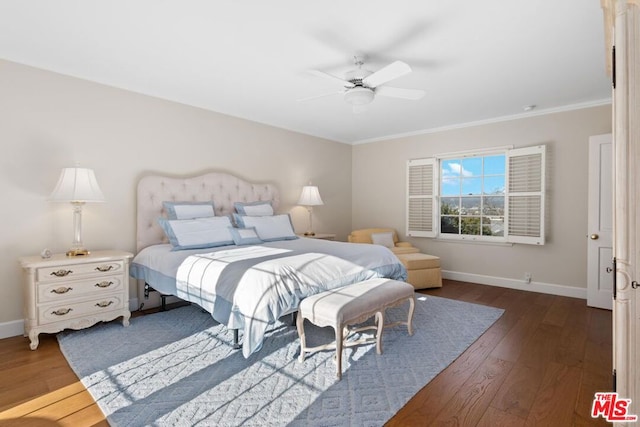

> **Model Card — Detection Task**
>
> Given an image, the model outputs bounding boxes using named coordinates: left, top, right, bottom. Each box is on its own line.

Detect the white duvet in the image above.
left=174, top=239, right=406, bottom=357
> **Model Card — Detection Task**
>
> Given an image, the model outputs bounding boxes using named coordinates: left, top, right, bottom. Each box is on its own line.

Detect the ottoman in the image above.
left=296, top=278, right=415, bottom=379
left=396, top=253, right=442, bottom=289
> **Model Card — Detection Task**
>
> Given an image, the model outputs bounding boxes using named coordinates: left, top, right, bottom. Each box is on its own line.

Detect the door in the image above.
left=587, top=134, right=613, bottom=310
left=602, top=0, right=639, bottom=417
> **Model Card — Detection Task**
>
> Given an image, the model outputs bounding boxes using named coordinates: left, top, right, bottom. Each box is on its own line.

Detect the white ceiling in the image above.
left=0, top=0, right=611, bottom=144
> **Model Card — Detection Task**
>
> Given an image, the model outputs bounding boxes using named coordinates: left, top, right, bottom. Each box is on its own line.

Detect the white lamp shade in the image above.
left=297, top=185, right=324, bottom=206
left=49, top=167, right=105, bottom=202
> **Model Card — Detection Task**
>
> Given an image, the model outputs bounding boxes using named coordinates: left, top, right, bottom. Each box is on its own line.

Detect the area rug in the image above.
left=58, top=295, right=503, bottom=426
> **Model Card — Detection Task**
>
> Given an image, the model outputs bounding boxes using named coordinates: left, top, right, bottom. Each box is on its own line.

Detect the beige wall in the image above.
left=0, top=57, right=613, bottom=337
left=0, top=60, right=352, bottom=331
left=352, top=105, right=612, bottom=295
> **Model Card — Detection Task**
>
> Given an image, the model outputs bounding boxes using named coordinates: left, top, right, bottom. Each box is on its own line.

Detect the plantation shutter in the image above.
left=505, top=145, right=546, bottom=245
left=406, top=158, right=437, bottom=237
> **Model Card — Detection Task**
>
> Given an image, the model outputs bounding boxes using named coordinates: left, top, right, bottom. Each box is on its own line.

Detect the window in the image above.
left=440, top=154, right=505, bottom=238
left=407, top=145, right=545, bottom=245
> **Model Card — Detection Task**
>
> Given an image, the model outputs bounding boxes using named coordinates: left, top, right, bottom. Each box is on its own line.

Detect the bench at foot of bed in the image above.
left=296, top=278, right=415, bottom=380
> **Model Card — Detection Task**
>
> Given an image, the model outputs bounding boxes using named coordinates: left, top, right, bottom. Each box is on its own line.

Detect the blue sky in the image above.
left=441, top=155, right=505, bottom=196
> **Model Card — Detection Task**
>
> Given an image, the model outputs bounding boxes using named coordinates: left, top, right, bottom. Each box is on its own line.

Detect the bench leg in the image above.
left=296, top=311, right=307, bottom=362
left=335, top=325, right=343, bottom=380
left=407, top=297, right=415, bottom=336
left=375, top=311, right=384, bottom=355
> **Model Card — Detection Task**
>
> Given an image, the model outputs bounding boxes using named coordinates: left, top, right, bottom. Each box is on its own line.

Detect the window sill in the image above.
left=434, top=237, right=514, bottom=247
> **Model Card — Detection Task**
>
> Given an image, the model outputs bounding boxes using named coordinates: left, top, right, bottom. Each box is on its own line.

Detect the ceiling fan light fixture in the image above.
left=344, top=87, right=374, bottom=106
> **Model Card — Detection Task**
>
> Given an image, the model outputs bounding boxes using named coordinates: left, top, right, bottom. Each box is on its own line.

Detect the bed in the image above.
left=130, top=172, right=407, bottom=357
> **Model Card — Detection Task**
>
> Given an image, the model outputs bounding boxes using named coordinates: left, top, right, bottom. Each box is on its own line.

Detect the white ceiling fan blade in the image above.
left=362, top=60, right=412, bottom=88
left=376, top=86, right=425, bottom=100
left=308, top=70, right=355, bottom=88
left=297, top=90, right=344, bottom=103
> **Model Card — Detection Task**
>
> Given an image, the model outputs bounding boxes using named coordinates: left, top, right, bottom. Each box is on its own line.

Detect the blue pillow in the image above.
left=228, top=227, right=263, bottom=245
left=163, top=201, right=215, bottom=220
left=233, top=213, right=298, bottom=242
left=158, top=216, right=234, bottom=250
left=234, top=201, right=274, bottom=216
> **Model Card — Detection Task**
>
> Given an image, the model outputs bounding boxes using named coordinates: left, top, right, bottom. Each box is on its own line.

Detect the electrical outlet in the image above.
left=524, top=272, right=532, bottom=284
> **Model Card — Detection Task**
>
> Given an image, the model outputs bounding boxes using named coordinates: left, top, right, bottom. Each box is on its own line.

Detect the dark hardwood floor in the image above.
left=389, top=281, right=612, bottom=426
left=0, top=280, right=612, bottom=426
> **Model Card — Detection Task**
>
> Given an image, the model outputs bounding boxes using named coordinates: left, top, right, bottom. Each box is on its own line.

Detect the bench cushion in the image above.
left=299, top=278, right=415, bottom=327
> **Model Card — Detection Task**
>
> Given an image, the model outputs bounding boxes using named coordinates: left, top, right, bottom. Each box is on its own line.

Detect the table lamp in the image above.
left=49, top=167, right=105, bottom=256
left=298, top=184, right=324, bottom=236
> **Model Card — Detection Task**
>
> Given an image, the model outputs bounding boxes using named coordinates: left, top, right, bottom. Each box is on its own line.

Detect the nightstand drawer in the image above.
left=38, top=294, right=125, bottom=325
left=38, top=274, right=125, bottom=303
left=37, top=260, right=125, bottom=282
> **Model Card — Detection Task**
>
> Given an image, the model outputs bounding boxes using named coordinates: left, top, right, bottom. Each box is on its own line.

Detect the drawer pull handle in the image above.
left=52, top=308, right=72, bottom=316
left=50, top=269, right=73, bottom=277
left=95, top=265, right=114, bottom=272
left=95, top=300, right=114, bottom=308
left=51, top=287, right=73, bottom=294
left=95, top=281, right=113, bottom=288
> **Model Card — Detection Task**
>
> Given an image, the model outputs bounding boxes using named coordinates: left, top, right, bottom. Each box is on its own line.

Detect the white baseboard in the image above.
left=0, top=319, right=25, bottom=340
left=442, top=270, right=587, bottom=299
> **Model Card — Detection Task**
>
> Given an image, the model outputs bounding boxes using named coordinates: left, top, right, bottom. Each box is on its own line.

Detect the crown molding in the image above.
left=352, top=98, right=612, bottom=145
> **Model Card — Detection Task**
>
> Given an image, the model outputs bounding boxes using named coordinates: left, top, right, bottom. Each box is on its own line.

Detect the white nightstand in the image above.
left=297, top=233, right=336, bottom=241
left=19, top=250, right=133, bottom=350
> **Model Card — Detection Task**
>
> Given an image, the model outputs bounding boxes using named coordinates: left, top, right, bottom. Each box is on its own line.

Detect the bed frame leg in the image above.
left=233, top=329, right=241, bottom=350
left=143, top=283, right=169, bottom=312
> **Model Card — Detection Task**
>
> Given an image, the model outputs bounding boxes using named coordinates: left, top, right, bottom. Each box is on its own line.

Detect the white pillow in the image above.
left=234, top=201, right=274, bottom=216
left=229, top=227, right=263, bottom=245
left=234, top=214, right=298, bottom=242
left=371, top=232, right=395, bottom=249
left=158, top=216, right=234, bottom=250
left=163, top=201, right=215, bottom=220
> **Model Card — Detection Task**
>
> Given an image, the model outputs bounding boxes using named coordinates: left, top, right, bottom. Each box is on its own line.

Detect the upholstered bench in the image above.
left=296, top=278, right=415, bottom=379
left=396, top=253, right=442, bottom=289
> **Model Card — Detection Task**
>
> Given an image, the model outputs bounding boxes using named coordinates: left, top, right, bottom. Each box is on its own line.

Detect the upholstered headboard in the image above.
left=136, top=172, right=280, bottom=251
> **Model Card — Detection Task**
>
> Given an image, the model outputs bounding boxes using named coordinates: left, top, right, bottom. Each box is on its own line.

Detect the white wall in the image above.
left=352, top=105, right=612, bottom=296
left=0, top=60, right=352, bottom=333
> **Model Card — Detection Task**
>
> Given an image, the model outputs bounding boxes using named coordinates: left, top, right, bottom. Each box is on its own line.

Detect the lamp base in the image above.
left=303, top=231, right=316, bottom=236
left=66, top=248, right=90, bottom=257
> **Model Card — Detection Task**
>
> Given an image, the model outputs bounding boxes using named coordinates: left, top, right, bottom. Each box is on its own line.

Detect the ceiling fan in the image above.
left=301, top=56, right=425, bottom=112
